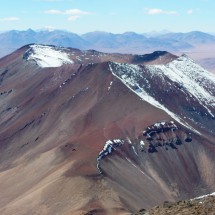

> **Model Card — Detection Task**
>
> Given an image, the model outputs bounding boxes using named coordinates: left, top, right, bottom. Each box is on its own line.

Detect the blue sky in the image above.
left=0, top=0, right=214, bottom=33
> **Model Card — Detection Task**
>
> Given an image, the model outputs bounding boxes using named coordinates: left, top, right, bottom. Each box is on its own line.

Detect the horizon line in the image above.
left=0, top=28, right=214, bottom=35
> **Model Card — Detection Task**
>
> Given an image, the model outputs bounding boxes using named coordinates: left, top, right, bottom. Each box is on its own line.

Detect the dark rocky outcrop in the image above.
left=133, top=195, right=215, bottom=215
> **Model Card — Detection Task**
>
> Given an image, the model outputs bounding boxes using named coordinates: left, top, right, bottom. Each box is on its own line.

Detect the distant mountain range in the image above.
left=1, top=29, right=215, bottom=73
left=1, top=29, right=215, bottom=57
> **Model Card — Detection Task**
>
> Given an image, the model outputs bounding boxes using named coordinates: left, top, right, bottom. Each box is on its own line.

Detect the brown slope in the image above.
left=99, top=130, right=215, bottom=212
left=0, top=47, right=174, bottom=215
left=0, top=45, right=214, bottom=215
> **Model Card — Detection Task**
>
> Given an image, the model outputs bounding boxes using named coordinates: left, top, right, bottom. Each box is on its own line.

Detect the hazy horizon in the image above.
left=0, top=0, right=215, bottom=34
left=1, top=28, right=215, bottom=36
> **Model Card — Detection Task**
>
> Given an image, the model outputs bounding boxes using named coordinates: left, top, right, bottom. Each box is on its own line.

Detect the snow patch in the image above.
left=132, top=145, right=138, bottom=156
left=140, top=140, right=145, bottom=147
left=97, top=139, right=124, bottom=173
left=26, top=45, right=73, bottom=68
left=194, top=192, right=215, bottom=200
left=108, top=81, right=113, bottom=91
left=109, top=62, right=201, bottom=135
left=97, top=139, right=124, bottom=161
left=146, top=55, right=215, bottom=117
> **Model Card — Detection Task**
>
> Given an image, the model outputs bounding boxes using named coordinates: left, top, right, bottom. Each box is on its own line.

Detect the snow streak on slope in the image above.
left=26, top=45, right=74, bottom=68
left=146, top=55, right=215, bottom=117
left=97, top=139, right=124, bottom=173
left=109, top=62, right=202, bottom=134
left=195, top=192, right=215, bottom=200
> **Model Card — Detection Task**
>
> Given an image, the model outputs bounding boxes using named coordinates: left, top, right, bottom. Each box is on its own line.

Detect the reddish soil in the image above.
left=0, top=46, right=214, bottom=215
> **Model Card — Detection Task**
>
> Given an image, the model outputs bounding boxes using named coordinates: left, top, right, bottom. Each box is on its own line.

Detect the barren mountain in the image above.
left=157, top=31, right=215, bottom=45
left=0, top=44, right=214, bottom=215
left=0, top=29, right=90, bottom=58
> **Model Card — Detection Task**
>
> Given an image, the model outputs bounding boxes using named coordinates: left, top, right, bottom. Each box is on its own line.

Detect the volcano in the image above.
left=0, top=44, right=215, bottom=215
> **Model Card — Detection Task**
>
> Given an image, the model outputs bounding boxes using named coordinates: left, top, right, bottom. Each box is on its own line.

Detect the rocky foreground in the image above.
left=133, top=195, right=215, bottom=215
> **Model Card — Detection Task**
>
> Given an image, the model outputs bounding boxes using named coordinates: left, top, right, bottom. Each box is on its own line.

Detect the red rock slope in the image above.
left=0, top=45, right=214, bottom=215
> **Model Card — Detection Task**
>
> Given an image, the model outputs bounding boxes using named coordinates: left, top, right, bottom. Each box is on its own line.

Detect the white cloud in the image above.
left=187, top=9, right=194, bottom=15
left=145, top=8, right=178, bottom=15
left=65, top=9, right=92, bottom=15
left=44, top=9, right=62, bottom=14
left=68, top=15, right=80, bottom=21
left=43, top=26, right=56, bottom=31
left=35, top=0, right=63, bottom=2
left=44, top=8, right=92, bottom=21
left=44, top=0, right=63, bottom=1
left=0, top=17, right=20, bottom=21
left=187, top=8, right=200, bottom=15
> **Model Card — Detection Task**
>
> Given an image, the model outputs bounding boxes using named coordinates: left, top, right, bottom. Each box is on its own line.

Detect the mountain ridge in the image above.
left=1, top=29, right=215, bottom=73
left=0, top=44, right=214, bottom=215
left=0, top=29, right=214, bottom=55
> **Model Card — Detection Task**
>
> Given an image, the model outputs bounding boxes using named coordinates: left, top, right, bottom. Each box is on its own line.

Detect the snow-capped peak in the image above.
left=146, top=54, right=215, bottom=116
left=109, top=62, right=201, bottom=134
left=109, top=55, right=215, bottom=135
left=25, top=45, right=73, bottom=68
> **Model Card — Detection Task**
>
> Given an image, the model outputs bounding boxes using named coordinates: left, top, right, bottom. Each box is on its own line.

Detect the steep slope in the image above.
left=97, top=55, right=215, bottom=211
left=0, top=45, right=214, bottom=215
left=109, top=55, right=215, bottom=135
